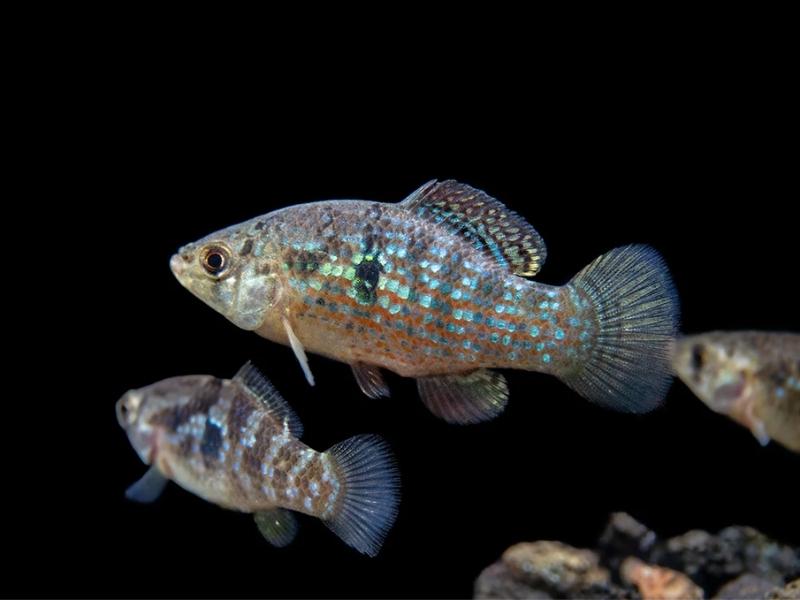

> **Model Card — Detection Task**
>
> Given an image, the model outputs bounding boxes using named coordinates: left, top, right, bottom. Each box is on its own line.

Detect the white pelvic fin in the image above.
left=125, top=466, right=168, bottom=503
left=282, top=316, right=315, bottom=386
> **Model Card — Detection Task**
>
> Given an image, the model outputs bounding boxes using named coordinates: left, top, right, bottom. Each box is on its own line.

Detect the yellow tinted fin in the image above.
left=400, top=180, right=547, bottom=277
left=416, top=369, right=509, bottom=425
left=254, top=509, right=298, bottom=547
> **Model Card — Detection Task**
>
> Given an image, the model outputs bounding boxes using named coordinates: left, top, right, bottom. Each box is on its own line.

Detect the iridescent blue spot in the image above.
left=543, top=354, right=551, bottom=363
left=378, top=296, right=390, bottom=309
left=536, top=342, right=545, bottom=352
left=506, top=306, right=517, bottom=316
left=540, top=312, right=550, bottom=320
left=420, top=294, right=432, bottom=308
left=486, top=317, right=495, bottom=327
left=508, top=323, right=517, bottom=333
left=569, top=317, right=580, bottom=327
left=452, top=289, right=462, bottom=300
left=555, top=329, right=565, bottom=340
left=495, top=304, right=505, bottom=314
left=462, top=276, right=472, bottom=287
left=473, top=312, right=483, bottom=324
left=496, top=320, right=506, bottom=330
left=504, top=291, right=513, bottom=302
left=386, top=279, right=399, bottom=293
left=529, top=326, right=540, bottom=337
left=386, top=244, right=397, bottom=255
left=523, top=341, right=533, bottom=350
left=430, top=279, right=440, bottom=290
left=398, top=285, right=410, bottom=299
left=491, top=333, right=500, bottom=343
left=463, top=340, right=471, bottom=350
left=457, top=326, right=465, bottom=334
left=539, top=301, right=550, bottom=310
left=420, top=272, right=430, bottom=283
left=389, top=304, right=401, bottom=315
left=508, top=351, right=517, bottom=361
left=430, top=263, right=442, bottom=273
left=502, top=335, right=511, bottom=346
left=420, top=259, right=430, bottom=268
left=453, top=309, right=463, bottom=320
left=446, top=323, right=456, bottom=333
left=551, top=302, right=560, bottom=311
left=547, top=290, right=557, bottom=298
left=397, top=247, right=407, bottom=259
left=441, top=282, right=452, bottom=294
left=580, top=331, right=590, bottom=341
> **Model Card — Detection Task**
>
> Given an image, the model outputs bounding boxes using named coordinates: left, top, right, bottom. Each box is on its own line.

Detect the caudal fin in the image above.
left=323, top=434, right=400, bottom=557
left=563, top=244, right=679, bottom=413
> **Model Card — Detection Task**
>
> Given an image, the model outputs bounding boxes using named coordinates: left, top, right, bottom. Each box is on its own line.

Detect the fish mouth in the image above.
left=169, top=253, right=185, bottom=277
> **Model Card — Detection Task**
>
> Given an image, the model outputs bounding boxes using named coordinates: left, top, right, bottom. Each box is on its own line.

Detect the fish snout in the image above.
left=169, top=253, right=185, bottom=277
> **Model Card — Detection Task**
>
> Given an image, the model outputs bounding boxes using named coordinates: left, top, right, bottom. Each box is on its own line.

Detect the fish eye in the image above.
left=201, top=245, right=231, bottom=277
left=691, top=345, right=705, bottom=372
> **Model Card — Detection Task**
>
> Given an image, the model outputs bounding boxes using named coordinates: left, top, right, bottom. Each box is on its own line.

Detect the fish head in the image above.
left=673, top=334, right=748, bottom=414
left=116, top=375, right=215, bottom=465
left=170, top=223, right=283, bottom=331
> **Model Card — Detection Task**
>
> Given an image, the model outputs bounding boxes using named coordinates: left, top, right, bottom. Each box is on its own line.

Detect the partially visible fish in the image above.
left=672, top=331, right=800, bottom=452
left=116, top=362, right=400, bottom=556
left=170, top=180, right=680, bottom=424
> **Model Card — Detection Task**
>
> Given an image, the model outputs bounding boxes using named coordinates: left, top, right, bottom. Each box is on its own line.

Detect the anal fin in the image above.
left=254, top=508, right=298, bottom=547
left=416, top=369, right=509, bottom=425
left=351, top=362, right=391, bottom=399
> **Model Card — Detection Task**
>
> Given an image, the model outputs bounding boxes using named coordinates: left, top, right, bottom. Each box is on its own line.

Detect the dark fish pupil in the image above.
left=207, top=253, right=223, bottom=269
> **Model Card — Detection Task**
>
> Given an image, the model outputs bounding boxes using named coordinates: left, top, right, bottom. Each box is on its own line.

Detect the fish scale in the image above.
left=171, top=180, right=680, bottom=423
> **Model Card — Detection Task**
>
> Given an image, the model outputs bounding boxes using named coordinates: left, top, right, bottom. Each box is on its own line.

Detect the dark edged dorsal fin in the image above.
left=254, top=508, right=299, bottom=547
left=400, top=180, right=547, bottom=277
left=234, top=361, right=304, bottom=437
left=351, top=362, right=391, bottom=399
left=416, top=369, right=509, bottom=425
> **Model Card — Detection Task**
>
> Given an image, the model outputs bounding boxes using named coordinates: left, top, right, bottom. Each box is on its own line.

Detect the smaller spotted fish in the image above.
left=673, top=331, right=800, bottom=452
left=117, top=362, right=400, bottom=556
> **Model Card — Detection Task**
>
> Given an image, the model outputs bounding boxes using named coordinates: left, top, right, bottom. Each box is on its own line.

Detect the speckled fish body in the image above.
left=117, top=363, right=399, bottom=556
left=171, top=181, right=680, bottom=423
left=673, top=331, right=800, bottom=452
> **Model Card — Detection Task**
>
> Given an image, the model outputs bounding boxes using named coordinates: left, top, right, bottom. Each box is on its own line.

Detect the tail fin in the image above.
left=323, top=434, right=400, bottom=557
left=563, top=244, right=679, bottom=413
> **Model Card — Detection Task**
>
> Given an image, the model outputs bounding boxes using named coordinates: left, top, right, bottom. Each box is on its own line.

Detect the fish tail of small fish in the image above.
left=561, top=244, right=680, bottom=413
left=321, top=434, right=400, bottom=557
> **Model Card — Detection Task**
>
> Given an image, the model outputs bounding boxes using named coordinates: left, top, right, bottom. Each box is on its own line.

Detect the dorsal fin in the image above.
left=400, top=180, right=547, bottom=277
left=233, top=362, right=304, bottom=437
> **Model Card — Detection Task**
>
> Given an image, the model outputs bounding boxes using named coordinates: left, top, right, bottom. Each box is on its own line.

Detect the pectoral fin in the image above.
left=282, top=316, right=315, bottom=386
left=125, top=466, right=168, bottom=503
left=351, top=362, right=390, bottom=399
left=254, top=508, right=298, bottom=547
left=416, top=369, right=509, bottom=425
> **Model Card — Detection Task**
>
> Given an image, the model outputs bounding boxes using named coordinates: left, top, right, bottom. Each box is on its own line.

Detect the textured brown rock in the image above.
left=474, top=562, right=553, bottom=599
left=658, top=526, right=800, bottom=590
left=768, top=579, right=800, bottom=600
left=714, top=574, right=778, bottom=599
left=598, top=513, right=659, bottom=572
left=503, top=541, right=611, bottom=595
left=622, top=557, right=704, bottom=600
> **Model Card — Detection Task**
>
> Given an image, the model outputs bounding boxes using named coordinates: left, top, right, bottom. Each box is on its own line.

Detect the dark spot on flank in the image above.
left=316, top=297, right=326, bottom=306
left=254, top=221, right=266, bottom=230
left=691, top=344, right=705, bottom=373
left=201, top=420, right=223, bottom=459
left=240, top=239, right=254, bottom=256
left=354, top=256, right=384, bottom=305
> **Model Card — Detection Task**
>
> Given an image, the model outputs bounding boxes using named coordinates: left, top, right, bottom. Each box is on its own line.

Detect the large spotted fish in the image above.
left=170, top=180, right=680, bottom=424
left=673, top=331, right=800, bottom=452
left=117, top=363, right=400, bottom=556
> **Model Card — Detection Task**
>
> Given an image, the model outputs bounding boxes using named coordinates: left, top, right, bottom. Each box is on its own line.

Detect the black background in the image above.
left=10, top=23, right=799, bottom=599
